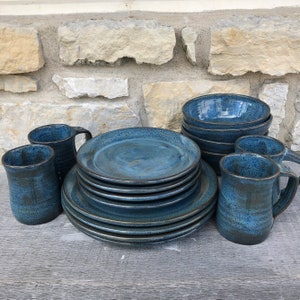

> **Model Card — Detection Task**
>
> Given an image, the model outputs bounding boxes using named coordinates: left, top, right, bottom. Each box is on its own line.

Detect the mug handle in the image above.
left=284, top=148, right=300, bottom=165
left=273, top=164, right=299, bottom=217
left=72, top=126, right=92, bottom=148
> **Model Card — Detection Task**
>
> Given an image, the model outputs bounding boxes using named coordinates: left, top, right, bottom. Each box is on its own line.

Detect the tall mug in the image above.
left=216, top=153, right=299, bottom=245
left=28, top=124, right=92, bottom=184
left=2, top=144, right=62, bottom=225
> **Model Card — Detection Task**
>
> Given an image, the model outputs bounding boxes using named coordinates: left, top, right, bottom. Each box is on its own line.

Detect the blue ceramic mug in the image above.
left=216, top=153, right=299, bottom=245
left=28, top=124, right=92, bottom=184
left=235, top=135, right=300, bottom=164
left=235, top=135, right=300, bottom=204
left=2, top=144, right=62, bottom=225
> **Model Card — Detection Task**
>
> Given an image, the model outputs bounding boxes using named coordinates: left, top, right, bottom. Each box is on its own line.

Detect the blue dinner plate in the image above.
left=78, top=168, right=200, bottom=202
left=77, top=173, right=199, bottom=212
left=62, top=197, right=216, bottom=236
left=76, top=127, right=201, bottom=185
left=63, top=207, right=215, bottom=245
left=76, top=163, right=200, bottom=194
left=61, top=160, right=218, bottom=227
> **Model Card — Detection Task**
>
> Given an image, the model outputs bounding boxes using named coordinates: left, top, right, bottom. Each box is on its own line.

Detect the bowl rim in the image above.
left=182, top=114, right=273, bottom=134
left=182, top=93, right=271, bottom=128
left=181, top=127, right=234, bottom=146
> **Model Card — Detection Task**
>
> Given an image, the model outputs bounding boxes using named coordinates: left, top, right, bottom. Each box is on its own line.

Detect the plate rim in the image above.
left=76, top=127, right=201, bottom=185
left=61, top=160, right=218, bottom=227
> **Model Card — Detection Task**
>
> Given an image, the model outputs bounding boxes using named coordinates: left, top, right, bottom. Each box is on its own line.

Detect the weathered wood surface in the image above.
left=1, top=164, right=300, bottom=300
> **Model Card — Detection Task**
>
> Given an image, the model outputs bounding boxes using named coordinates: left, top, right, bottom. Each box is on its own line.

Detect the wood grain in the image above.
left=1, top=164, right=300, bottom=299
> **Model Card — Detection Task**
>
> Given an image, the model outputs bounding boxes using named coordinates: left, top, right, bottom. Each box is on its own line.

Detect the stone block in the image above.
left=181, top=27, right=197, bottom=65
left=58, top=20, right=175, bottom=66
left=0, top=24, right=44, bottom=74
left=52, top=75, right=128, bottom=99
left=143, top=79, right=250, bottom=131
left=208, top=15, right=300, bottom=76
left=291, top=119, right=300, bottom=151
left=0, top=75, right=37, bottom=93
left=258, top=82, right=288, bottom=138
left=0, top=101, right=140, bottom=155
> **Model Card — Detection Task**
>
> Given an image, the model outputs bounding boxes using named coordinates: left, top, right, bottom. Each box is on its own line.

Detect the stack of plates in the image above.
left=61, top=127, right=218, bottom=245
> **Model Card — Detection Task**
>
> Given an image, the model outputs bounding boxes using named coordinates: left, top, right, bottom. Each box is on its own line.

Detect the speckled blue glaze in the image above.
left=235, top=135, right=300, bottom=164
left=28, top=124, right=92, bottom=184
left=77, top=163, right=200, bottom=194
left=63, top=206, right=215, bottom=245
left=181, top=127, right=234, bottom=153
left=78, top=174, right=199, bottom=213
left=78, top=168, right=200, bottom=203
left=77, top=127, right=201, bottom=185
left=216, top=153, right=299, bottom=245
left=62, top=189, right=216, bottom=236
left=61, top=161, right=218, bottom=227
left=2, top=144, right=62, bottom=225
left=182, top=114, right=272, bottom=143
left=182, top=93, right=270, bottom=129
left=235, top=135, right=300, bottom=204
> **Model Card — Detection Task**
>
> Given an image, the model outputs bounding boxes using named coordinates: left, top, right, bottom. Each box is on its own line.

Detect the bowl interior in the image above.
left=183, top=94, right=270, bottom=127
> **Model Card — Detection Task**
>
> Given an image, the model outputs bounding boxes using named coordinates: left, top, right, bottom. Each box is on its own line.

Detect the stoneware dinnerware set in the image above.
left=2, top=93, right=300, bottom=245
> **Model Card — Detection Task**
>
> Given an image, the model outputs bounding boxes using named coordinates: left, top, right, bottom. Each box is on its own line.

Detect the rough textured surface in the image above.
left=181, top=27, right=197, bottom=65
left=52, top=75, right=129, bottom=99
left=0, top=101, right=140, bottom=153
left=291, top=119, right=300, bottom=151
left=143, top=79, right=250, bottom=131
left=58, top=19, right=176, bottom=65
left=0, top=11, right=300, bottom=157
left=1, top=162, right=300, bottom=299
left=208, top=15, right=300, bottom=76
left=259, top=82, right=288, bottom=138
left=0, top=24, right=44, bottom=74
left=0, top=75, right=37, bottom=93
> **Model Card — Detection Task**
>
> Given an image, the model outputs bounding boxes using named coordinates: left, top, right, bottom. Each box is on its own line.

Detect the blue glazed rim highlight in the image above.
left=182, top=93, right=271, bottom=128
left=28, top=123, right=76, bottom=144
left=220, top=152, right=280, bottom=181
left=2, top=144, right=55, bottom=170
left=235, top=135, right=286, bottom=159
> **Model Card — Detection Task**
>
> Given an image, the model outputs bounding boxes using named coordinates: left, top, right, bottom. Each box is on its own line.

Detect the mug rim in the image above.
left=220, top=152, right=280, bottom=181
left=28, top=123, right=75, bottom=144
left=2, top=144, right=55, bottom=169
left=235, top=135, right=286, bottom=158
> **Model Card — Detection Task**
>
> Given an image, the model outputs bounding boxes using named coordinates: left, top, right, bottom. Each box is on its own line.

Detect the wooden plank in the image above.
left=1, top=165, right=300, bottom=299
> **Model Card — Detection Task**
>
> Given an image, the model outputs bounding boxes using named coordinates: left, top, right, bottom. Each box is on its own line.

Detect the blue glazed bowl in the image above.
left=181, top=127, right=234, bottom=153
left=182, top=93, right=270, bottom=129
left=182, top=114, right=272, bottom=143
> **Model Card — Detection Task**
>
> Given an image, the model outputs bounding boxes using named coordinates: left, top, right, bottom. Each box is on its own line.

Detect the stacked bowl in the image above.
left=61, top=127, right=218, bottom=245
left=181, top=93, right=272, bottom=174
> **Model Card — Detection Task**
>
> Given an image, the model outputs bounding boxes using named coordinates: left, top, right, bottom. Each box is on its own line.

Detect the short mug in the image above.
left=216, top=153, right=299, bottom=245
left=235, top=135, right=300, bottom=164
left=235, top=135, right=300, bottom=203
left=28, top=124, right=92, bottom=184
left=2, top=144, right=62, bottom=225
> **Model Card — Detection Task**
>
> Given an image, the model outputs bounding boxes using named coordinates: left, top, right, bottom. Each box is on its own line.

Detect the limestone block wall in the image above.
left=1, top=8, right=300, bottom=160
